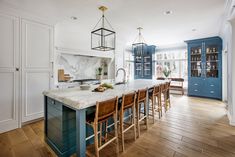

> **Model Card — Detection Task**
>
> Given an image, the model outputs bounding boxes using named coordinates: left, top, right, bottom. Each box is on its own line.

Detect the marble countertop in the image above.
left=43, top=79, right=166, bottom=110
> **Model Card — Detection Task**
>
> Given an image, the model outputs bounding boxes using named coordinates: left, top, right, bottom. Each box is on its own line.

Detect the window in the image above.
left=155, top=49, right=188, bottom=81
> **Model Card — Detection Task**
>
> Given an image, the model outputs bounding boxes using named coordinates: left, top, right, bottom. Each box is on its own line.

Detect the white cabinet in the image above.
left=0, top=12, right=54, bottom=133
left=21, top=19, right=53, bottom=122
left=0, top=13, right=20, bottom=132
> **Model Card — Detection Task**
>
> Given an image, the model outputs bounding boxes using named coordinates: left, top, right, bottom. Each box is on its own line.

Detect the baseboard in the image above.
left=227, top=111, right=235, bottom=126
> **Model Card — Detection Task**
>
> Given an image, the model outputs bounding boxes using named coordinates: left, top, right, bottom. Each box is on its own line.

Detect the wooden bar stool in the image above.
left=136, top=88, right=148, bottom=138
left=161, top=82, right=171, bottom=112
left=160, top=83, right=167, bottom=112
left=119, top=92, right=137, bottom=152
left=86, top=97, right=119, bottom=157
left=149, top=85, right=162, bottom=123
left=166, top=81, right=171, bottom=108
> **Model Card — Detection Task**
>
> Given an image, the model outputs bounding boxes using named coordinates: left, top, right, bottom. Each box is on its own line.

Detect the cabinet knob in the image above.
left=16, top=68, right=19, bottom=71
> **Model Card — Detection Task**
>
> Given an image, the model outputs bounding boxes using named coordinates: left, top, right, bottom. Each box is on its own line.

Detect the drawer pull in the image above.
left=194, top=83, right=198, bottom=86
left=210, top=91, right=214, bottom=94
left=194, top=89, right=198, bottom=92
left=210, top=84, right=214, bottom=87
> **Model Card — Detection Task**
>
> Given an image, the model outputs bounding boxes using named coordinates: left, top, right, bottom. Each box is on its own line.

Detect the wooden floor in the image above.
left=1, top=96, right=235, bottom=157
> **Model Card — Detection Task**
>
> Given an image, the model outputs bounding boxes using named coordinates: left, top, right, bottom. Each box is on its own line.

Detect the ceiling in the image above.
left=0, top=0, right=226, bottom=47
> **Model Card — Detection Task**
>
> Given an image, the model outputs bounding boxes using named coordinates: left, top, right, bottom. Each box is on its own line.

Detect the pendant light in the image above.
left=91, top=6, right=116, bottom=51
left=132, top=27, right=147, bottom=55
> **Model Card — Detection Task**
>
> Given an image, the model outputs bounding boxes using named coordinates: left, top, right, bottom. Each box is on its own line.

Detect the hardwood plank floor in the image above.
left=1, top=96, right=235, bottom=157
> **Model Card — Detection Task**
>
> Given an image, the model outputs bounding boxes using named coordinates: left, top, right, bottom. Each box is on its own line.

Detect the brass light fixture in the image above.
left=132, top=27, right=147, bottom=55
left=91, top=6, right=116, bottom=51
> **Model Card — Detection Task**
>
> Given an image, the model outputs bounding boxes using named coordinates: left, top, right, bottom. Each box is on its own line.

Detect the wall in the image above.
left=55, top=21, right=126, bottom=83
left=56, top=53, right=111, bottom=81
left=219, top=0, right=235, bottom=125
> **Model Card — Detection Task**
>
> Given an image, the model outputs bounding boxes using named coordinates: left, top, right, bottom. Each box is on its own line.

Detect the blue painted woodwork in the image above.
left=185, top=36, right=222, bottom=100
left=134, top=45, right=156, bottom=79
left=44, top=88, right=153, bottom=157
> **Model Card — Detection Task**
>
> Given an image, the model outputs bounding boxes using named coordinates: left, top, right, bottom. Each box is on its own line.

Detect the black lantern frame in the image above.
left=132, top=27, right=147, bottom=55
left=91, top=6, right=116, bottom=51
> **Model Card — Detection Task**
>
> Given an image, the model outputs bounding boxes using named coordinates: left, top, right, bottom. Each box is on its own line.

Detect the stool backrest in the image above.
left=160, top=83, right=167, bottom=93
left=95, top=97, right=118, bottom=122
left=153, top=85, right=161, bottom=96
left=137, top=88, right=148, bottom=102
left=122, top=92, right=136, bottom=110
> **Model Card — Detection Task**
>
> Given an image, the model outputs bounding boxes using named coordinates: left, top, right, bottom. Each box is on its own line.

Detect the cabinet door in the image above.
left=0, top=13, right=20, bottom=133
left=204, top=40, right=222, bottom=79
left=143, top=47, right=152, bottom=79
left=21, top=19, right=53, bottom=122
left=188, top=43, right=203, bottom=79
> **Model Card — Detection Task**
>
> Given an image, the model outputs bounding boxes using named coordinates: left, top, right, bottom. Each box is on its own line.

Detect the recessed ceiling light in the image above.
left=71, top=16, right=78, bottom=20
left=192, top=28, right=197, bottom=32
left=164, top=10, right=173, bottom=15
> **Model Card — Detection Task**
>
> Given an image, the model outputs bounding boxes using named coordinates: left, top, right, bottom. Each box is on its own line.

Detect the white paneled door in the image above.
left=0, top=14, right=20, bottom=133
left=21, top=19, right=53, bottom=122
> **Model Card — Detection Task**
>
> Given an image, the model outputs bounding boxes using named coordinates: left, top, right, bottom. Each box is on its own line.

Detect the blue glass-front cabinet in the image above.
left=133, top=45, right=155, bottom=79
left=186, top=37, right=222, bottom=100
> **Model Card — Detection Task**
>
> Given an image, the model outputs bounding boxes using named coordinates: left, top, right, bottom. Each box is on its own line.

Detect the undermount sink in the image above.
left=114, top=82, right=126, bottom=85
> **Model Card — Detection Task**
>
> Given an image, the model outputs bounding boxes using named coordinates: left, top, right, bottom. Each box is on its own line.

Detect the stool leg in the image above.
left=105, top=120, right=108, bottom=142
left=151, top=97, right=155, bottom=123
left=132, top=106, right=136, bottom=141
left=145, top=100, right=148, bottom=130
left=99, top=122, right=102, bottom=147
left=136, top=104, right=140, bottom=138
left=94, top=123, right=99, bottom=157
left=120, top=111, right=124, bottom=152
left=113, top=113, right=119, bottom=155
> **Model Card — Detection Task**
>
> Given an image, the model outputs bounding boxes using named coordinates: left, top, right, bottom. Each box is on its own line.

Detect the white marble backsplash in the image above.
left=56, top=54, right=110, bottom=80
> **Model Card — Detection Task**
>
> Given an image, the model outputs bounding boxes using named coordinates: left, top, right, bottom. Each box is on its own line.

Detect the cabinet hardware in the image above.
left=194, top=83, right=198, bottom=86
left=16, top=68, right=19, bottom=71
left=194, top=89, right=198, bottom=92
left=210, top=84, right=214, bottom=87
left=210, top=91, right=214, bottom=94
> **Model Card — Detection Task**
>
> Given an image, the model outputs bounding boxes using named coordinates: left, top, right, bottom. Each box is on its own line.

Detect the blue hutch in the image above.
left=186, top=37, right=222, bottom=100
left=133, top=45, right=156, bottom=79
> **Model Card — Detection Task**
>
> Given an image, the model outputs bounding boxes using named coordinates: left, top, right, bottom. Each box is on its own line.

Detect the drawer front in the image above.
left=188, top=80, right=204, bottom=96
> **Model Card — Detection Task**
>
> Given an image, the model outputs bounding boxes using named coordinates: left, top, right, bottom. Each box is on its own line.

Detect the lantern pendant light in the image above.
left=132, top=27, right=147, bottom=55
left=91, top=6, right=116, bottom=51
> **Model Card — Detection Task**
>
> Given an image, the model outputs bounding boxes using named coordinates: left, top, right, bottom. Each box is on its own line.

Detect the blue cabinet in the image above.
left=133, top=45, right=155, bottom=79
left=186, top=37, right=222, bottom=100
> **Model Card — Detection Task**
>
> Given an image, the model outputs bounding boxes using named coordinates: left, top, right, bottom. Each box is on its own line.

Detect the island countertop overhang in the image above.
left=43, top=80, right=166, bottom=110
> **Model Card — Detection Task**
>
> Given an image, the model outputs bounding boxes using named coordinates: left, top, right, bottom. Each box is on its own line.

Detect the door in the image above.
left=21, top=19, right=53, bottom=122
left=0, top=13, right=20, bottom=133
left=188, top=42, right=204, bottom=96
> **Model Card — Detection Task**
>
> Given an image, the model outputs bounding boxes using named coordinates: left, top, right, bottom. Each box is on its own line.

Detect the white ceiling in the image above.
left=0, top=0, right=226, bottom=47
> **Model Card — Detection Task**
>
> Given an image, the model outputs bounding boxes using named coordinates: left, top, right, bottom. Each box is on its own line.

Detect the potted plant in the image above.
left=96, top=67, right=103, bottom=80
left=163, top=66, right=171, bottom=78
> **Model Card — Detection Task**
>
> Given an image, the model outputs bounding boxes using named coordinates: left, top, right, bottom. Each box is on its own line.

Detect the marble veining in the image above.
left=43, top=80, right=166, bottom=110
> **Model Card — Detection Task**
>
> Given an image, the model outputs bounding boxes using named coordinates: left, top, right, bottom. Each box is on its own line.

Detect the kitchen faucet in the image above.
left=116, top=68, right=126, bottom=83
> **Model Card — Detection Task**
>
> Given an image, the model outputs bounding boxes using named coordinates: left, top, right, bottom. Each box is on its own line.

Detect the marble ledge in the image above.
left=43, top=80, right=167, bottom=110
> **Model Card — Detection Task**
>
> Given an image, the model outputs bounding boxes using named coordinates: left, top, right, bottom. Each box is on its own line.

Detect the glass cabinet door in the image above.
left=205, top=44, right=219, bottom=78
left=134, top=55, right=143, bottom=77
left=190, top=45, right=202, bottom=77
left=143, top=54, right=151, bottom=76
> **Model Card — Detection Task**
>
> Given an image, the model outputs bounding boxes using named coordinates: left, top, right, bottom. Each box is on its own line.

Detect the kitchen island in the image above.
left=43, top=79, right=166, bottom=157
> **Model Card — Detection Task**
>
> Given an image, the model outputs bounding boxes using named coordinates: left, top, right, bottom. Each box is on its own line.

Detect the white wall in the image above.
left=55, top=21, right=126, bottom=82
left=219, top=0, right=235, bottom=125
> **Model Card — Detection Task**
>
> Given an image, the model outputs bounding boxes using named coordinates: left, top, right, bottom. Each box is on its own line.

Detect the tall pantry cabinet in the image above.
left=186, top=37, right=222, bottom=100
left=0, top=12, right=54, bottom=133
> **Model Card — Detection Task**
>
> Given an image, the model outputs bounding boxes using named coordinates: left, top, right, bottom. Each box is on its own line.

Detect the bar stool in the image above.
left=166, top=81, right=171, bottom=108
left=119, top=92, right=136, bottom=152
left=86, top=97, right=119, bottom=157
left=160, top=83, right=168, bottom=112
left=136, top=88, right=148, bottom=138
left=161, top=82, right=171, bottom=112
left=149, top=85, right=162, bottom=123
